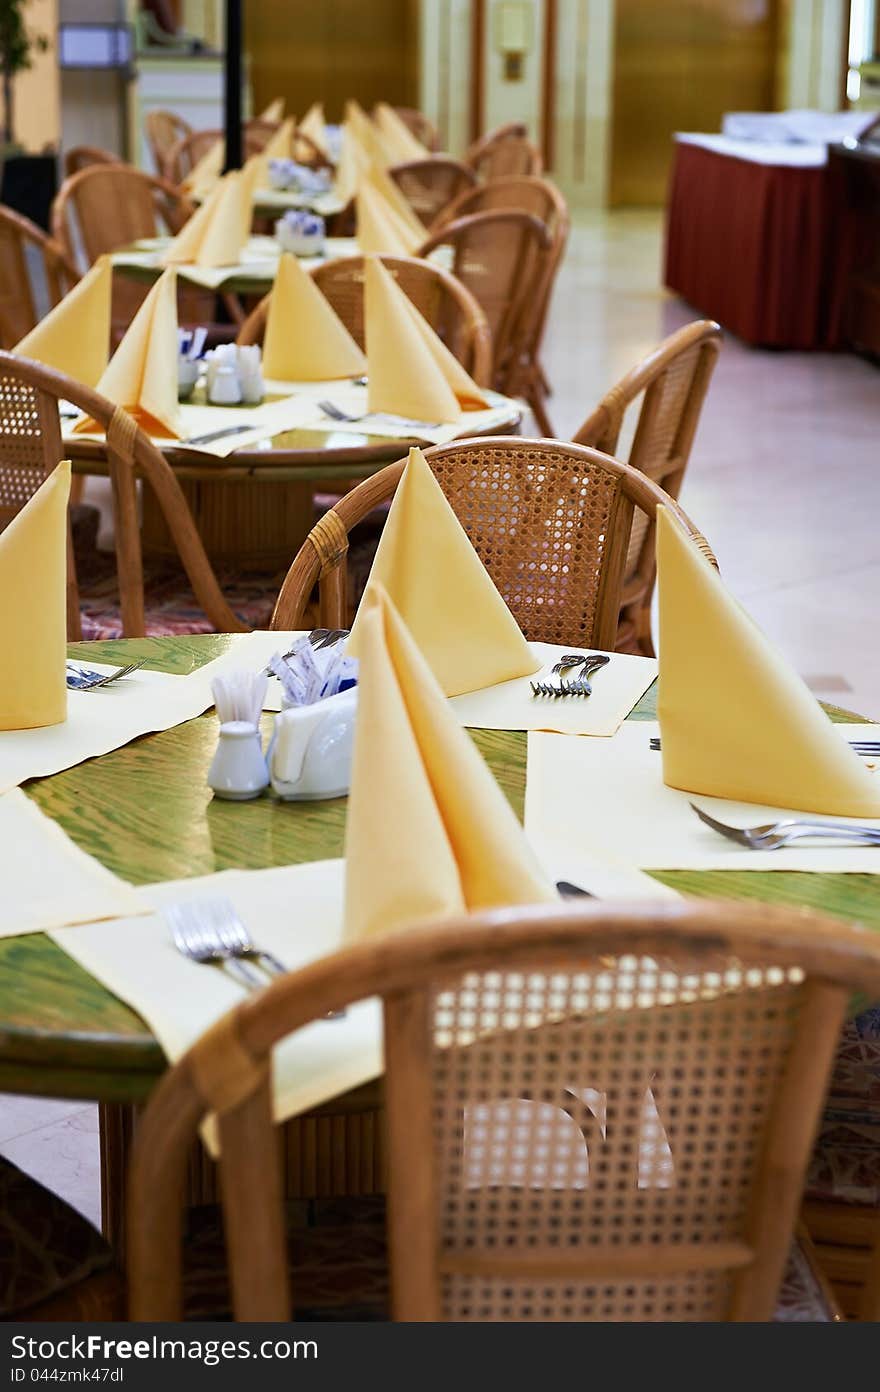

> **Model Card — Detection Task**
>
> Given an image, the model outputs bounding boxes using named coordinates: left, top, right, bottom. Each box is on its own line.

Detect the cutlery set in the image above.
left=649, top=735, right=879, bottom=757
left=531, top=653, right=610, bottom=699
left=166, top=896, right=345, bottom=1013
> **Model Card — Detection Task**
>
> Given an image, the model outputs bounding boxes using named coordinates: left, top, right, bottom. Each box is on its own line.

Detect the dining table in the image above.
left=66, top=405, right=523, bottom=569
left=2, top=633, right=877, bottom=1249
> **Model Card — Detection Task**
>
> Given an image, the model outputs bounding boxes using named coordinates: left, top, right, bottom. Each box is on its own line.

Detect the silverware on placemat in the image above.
left=531, top=653, right=611, bottom=699
left=689, top=802, right=880, bottom=850
left=166, top=897, right=345, bottom=1014
left=186, top=424, right=254, bottom=447
left=319, top=399, right=444, bottom=430
left=66, top=660, right=145, bottom=691
left=650, top=736, right=880, bottom=756
left=318, top=399, right=364, bottom=423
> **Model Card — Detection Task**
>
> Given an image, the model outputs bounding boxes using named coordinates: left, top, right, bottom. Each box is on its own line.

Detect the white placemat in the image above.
left=267, top=379, right=520, bottom=445
left=112, top=235, right=357, bottom=289
left=50, top=860, right=379, bottom=1151
left=0, top=634, right=269, bottom=794
left=0, top=789, right=144, bottom=938
left=526, top=720, right=880, bottom=872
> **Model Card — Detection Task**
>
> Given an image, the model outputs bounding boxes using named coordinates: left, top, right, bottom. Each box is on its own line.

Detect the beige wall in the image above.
left=1, top=0, right=60, bottom=151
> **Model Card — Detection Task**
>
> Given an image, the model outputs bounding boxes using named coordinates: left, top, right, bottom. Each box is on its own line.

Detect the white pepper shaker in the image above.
left=207, top=721, right=269, bottom=800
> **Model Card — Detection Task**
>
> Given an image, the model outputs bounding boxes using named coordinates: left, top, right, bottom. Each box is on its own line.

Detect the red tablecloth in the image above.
left=664, top=141, right=837, bottom=349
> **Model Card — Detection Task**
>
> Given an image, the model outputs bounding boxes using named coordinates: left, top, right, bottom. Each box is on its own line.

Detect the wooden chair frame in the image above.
left=269, top=437, right=717, bottom=641
left=0, top=351, right=246, bottom=639
left=63, top=146, right=121, bottom=179
left=418, top=209, right=557, bottom=431
left=51, top=165, right=194, bottom=269
left=126, top=898, right=880, bottom=1321
left=236, top=254, right=492, bottom=387
left=465, top=123, right=543, bottom=180
left=0, top=205, right=80, bottom=349
left=389, top=158, right=478, bottom=228
left=574, top=320, right=722, bottom=657
left=145, top=110, right=192, bottom=182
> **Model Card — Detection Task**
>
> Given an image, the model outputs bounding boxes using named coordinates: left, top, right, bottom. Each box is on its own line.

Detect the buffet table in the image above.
left=664, top=135, right=834, bottom=349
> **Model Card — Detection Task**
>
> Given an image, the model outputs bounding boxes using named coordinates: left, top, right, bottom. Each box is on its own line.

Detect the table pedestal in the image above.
left=142, top=476, right=317, bottom=570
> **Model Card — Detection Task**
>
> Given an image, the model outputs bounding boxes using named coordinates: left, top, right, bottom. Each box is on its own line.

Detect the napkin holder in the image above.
left=269, top=686, right=357, bottom=801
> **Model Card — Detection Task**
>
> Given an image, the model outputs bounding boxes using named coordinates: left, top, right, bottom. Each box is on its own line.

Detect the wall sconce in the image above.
left=494, top=1, right=534, bottom=83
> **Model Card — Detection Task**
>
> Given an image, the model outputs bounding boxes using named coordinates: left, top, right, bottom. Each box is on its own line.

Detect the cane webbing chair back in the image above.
left=393, top=107, right=441, bottom=151
left=145, top=110, right=192, bottom=181
left=270, top=437, right=718, bottom=645
left=0, top=206, right=79, bottom=350
left=466, top=123, right=543, bottom=181
left=237, top=254, right=492, bottom=386
left=438, top=174, right=567, bottom=234
left=52, top=165, right=192, bottom=270
left=126, top=900, right=880, bottom=1321
left=418, top=211, right=553, bottom=400
left=574, top=321, right=722, bottom=656
left=63, top=146, right=121, bottom=178
left=389, top=158, right=477, bottom=228
left=0, top=352, right=246, bottom=639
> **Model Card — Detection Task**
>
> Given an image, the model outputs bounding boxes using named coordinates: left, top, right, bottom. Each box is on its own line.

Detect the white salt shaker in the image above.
left=237, top=345, right=264, bottom=404
left=207, top=721, right=269, bottom=800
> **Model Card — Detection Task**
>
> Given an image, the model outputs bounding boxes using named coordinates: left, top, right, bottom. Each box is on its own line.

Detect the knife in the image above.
left=186, top=424, right=254, bottom=446
left=556, top=880, right=596, bottom=899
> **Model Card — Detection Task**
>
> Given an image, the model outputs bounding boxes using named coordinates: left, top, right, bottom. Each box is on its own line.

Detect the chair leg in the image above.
left=526, top=382, right=555, bottom=438
left=538, top=360, right=553, bottom=397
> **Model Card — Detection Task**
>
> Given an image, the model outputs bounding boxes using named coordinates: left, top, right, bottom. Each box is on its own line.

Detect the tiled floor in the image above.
left=2, top=205, right=878, bottom=1233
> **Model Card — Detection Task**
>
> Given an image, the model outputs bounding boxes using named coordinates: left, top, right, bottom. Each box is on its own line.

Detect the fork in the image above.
left=532, top=655, right=611, bottom=698
left=165, top=899, right=264, bottom=988
left=318, top=399, right=364, bottom=423
left=689, top=802, right=880, bottom=850
left=66, top=660, right=145, bottom=691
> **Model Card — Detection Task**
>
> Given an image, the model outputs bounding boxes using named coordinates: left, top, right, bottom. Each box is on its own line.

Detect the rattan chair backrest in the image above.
left=389, top=158, right=477, bottom=227
left=63, top=146, right=120, bottom=178
left=0, top=351, right=245, bottom=639
left=0, top=205, right=79, bottom=350
left=236, top=254, right=492, bottom=386
left=392, top=106, right=441, bottom=151
left=270, top=436, right=718, bottom=643
left=51, top=164, right=193, bottom=270
left=466, top=123, right=543, bottom=180
left=145, top=110, right=192, bottom=181
left=574, top=321, right=722, bottom=655
left=126, top=898, right=880, bottom=1321
left=417, top=209, right=554, bottom=390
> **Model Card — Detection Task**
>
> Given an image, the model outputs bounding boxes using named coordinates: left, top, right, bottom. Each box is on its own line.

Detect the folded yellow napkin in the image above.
left=333, top=129, right=369, bottom=205
left=298, top=102, right=328, bottom=155
left=161, top=172, right=247, bottom=268
left=258, top=98, right=286, bottom=122
left=657, top=505, right=880, bottom=815
left=344, top=100, right=389, bottom=168
left=13, top=257, right=112, bottom=388
left=348, top=447, right=539, bottom=697
left=262, top=253, right=367, bottom=380
left=262, top=117, right=295, bottom=162
left=345, top=583, right=555, bottom=940
left=182, top=139, right=224, bottom=198
left=237, top=154, right=264, bottom=239
left=77, top=268, right=180, bottom=439
left=0, top=460, right=70, bottom=731
left=356, top=183, right=421, bottom=256
left=363, top=256, right=488, bottom=421
left=365, top=162, right=426, bottom=242
left=374, top=102, right=429, bottom=164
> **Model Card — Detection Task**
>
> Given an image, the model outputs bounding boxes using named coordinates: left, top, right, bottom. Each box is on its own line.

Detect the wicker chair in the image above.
left=393, top=106, right=440, bottom=151
left=574, top=320, right=723, bottom=658
left=389, top=158, right=477, bottom=228
left=237, top=254, right=492, bottom=386
left=125, top=898, right=870, bottom=1320
left=0, top=205, right=79, bottom=349
left=418, top=209, right=557, bottom=432
left=431, top=176, right=570, bottom=424
left=63, top=145, right=120, bottom=178
left=270, top=437, right=718, bottom=643
left=0, top=351, right=248, bottom=639
left=145, top=109, right=192, bottom=181
left=50, top=164, right=228, bottom=343
left=466, top=122, right=543, bottom=180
